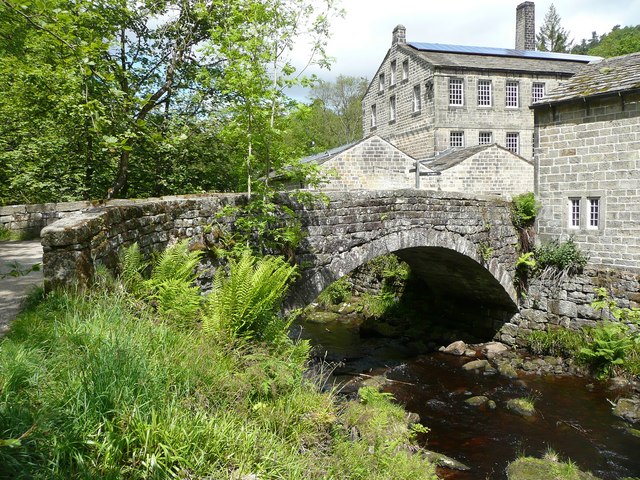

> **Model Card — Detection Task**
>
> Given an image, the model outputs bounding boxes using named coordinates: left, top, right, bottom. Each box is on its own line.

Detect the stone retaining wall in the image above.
left=0, top=201, right=93, bottom=237
left=498, top=266, right=640, bottom=345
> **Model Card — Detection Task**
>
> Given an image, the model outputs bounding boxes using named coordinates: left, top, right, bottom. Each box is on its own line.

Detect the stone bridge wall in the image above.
left=41, top=190, right=520, bottom=310
left=0, top=201, right=93, bottom=238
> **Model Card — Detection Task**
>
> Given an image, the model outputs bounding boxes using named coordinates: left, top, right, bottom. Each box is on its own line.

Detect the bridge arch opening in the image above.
left=289, top=228, right=518, bottom=342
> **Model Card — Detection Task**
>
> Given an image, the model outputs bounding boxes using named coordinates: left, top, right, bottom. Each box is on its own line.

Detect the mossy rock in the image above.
left=304, top=311, right=340, bottom=324
left=506, top=457, right=600, bottom=480
left=498, top=362, right=519, bottom=379
left=506, top=398, right=535, bottom=417
left=465, top=395, right=489, bottom=406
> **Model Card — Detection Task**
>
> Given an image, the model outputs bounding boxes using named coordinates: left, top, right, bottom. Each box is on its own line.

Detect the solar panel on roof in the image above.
left=408, top=42, right=599, bottom=63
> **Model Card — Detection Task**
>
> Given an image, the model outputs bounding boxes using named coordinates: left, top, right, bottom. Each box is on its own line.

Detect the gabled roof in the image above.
left=299, top=141, right=359, bottom=166
left=402, top=42, right=597, bottom=75
left=532, top=52, right=640, bottom=106
left=421, top=143, right=531, bottom=172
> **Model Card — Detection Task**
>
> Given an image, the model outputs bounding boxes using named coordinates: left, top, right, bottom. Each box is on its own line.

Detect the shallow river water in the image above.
left=295, top=318, right=640, bottom=479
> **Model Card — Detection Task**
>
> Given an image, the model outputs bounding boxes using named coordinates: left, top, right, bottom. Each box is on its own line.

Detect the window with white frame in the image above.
left=378, top=73, right=385, bottom=92
left=479, top=132, right=493, bottom=145
left=389, top=95, right=396, bottom=122
left=588, top=197, right=600, bottom=228
left=412, top=85, right=421, bottom=112
left=449, top=78, right=463, bottom=106
left=506, top=132, right=519, bottom=154
left=532, top=82, right=545, bottom=103
left=506, top=81, right=519, bottom=107
left=402, top=59, right=409, bottom=81
left=450, top=131, right=464, bottom=148
left=370, top=104, right=377, bottom=128
left=477, top=80, right=492, bottom=107
left=569, top=198, right=580, bottom=228
left=390, top=60, right=396, bottom=85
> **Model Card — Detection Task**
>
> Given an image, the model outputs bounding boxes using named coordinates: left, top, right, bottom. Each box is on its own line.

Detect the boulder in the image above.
left=462, top=359, right=490, bottom=371
left=465, top=395, right=489, bottom=406
left=612, top=397, right=640, bottom=424
left=498, top=362, right=518, bottom=379
left=421, top=450, right=470, bottom=471
left=482, top=341, right=509, bottom=357
left=442, top=340, right=467, bottom=356
left=506, top=398, right=535, bottom=417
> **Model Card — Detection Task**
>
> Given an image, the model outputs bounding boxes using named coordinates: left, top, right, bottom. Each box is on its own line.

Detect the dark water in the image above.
left=295, top=319, right=640, bottom=480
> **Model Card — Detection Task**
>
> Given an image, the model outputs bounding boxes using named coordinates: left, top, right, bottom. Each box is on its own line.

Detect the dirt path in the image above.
left=0, top=240, right=43, bottom=335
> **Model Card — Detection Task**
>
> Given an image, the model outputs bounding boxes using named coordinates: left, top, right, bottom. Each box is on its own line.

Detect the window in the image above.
left=479, top=132, right=493, bottom=145
left=477, top=80, right=492, bottom=107
left=402, top=59, right=409, bottom=81
left=390, top=60, right=396, bottom=85
left=389, top=95, right=396, bottom=122
left=506, top=81, right=519, bottom=108
left=370, top=104, right=377, bottom=128
left=449, top=78, right=463, bottom=106
left=378, top=73, right=385, bottom=92
left=450, top=131, right=464, bottom=148
left=532, top=82, right=545, bottom=103
left=569, top=198, right=580, bottom=228
left=588, top=197, right=600, bottom=228
left=506, top=132, right=519, bottom=154
left=412, top=85, right=421, bottom=112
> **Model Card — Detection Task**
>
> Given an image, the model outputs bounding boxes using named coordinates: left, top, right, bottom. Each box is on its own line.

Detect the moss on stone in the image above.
left=506, top=456, right=600, bottom=480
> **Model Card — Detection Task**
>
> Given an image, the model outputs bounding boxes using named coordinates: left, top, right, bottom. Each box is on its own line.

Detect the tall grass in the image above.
left=0, top=250, right=437, bottom=479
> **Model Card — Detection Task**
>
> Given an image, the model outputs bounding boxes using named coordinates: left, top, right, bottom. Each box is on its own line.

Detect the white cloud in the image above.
left=289, top=0, right=640, bottom=101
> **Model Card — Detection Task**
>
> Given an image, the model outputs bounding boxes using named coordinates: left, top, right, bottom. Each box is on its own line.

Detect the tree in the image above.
left=210, top=0, right=343, bottom=198
left=571, top=31, right=601, bottom=55
left=536, top=4, right=572, bottom=53
left=0, top=0, right=341, bottom=204
left=588, top=25, right=640, bottom=57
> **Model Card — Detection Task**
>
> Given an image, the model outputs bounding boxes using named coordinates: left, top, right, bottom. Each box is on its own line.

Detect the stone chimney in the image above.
left=392, top=25, right=406, bottom=46
left=515, top=2, right=535, bottom=50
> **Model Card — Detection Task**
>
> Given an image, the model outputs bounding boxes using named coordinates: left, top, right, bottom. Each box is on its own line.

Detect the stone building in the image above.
left=309, top=135, right=532, bottom=199
left=361, top=2, right=597, bottom=160
left=418, top=144, right=533, bottom=198
left=531, top=52, right=640, bottom=270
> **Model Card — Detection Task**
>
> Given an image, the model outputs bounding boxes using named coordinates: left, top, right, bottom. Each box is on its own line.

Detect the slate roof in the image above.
left=531, top=52, right=640, bottom=106
left=402, top=42, right=596, bottom=75
left=421, top=144, right=531, bottom=172
left=299, top=141, right=359, bottom=165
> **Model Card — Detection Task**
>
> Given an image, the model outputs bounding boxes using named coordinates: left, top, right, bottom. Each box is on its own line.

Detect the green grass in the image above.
left=0, top=283, right=436, bottom=478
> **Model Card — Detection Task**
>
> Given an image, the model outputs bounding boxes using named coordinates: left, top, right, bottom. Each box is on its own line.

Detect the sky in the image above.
left=291, top=0, right=640, bottom=100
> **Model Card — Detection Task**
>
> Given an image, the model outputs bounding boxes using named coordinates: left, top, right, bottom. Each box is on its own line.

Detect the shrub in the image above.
left=534, top=238, right=588, bottom=274
left=512, top=192, right=540, bottom=228
left=526, top=328, right=585, bottom=357
left=579, top=322, right=633, bottom=379
left=203, top=251, right=297, bottom=342
left=316, top=276, right=352, bottom=306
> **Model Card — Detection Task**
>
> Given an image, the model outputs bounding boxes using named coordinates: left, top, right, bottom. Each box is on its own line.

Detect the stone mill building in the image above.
left=360, top=2, right=597, bottom=161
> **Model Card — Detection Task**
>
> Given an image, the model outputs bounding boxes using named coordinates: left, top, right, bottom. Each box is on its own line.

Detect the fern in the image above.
left=203, top=251, right=297, bottom=341
left=119, top=243, right=147, bottom=294
left=150, top=240, right=203, bottom=284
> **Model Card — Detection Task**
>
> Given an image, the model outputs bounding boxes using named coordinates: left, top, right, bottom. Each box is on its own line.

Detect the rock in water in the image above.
left=612, top=397, right=640, bottom=424
left=442, top=340, right=467, bottom=356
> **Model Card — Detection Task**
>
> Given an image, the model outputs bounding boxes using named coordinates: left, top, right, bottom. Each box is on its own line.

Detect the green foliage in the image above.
left=579, top=322, right=632, bottom=379
left=0, top=264, right=437, bottom=479
left=0, top=226, right=10, bottom=241
left=203, top=251, right=297, bottom=342
left=526, top=328, right=585, bottom=357
left=317, top=277, right=352, bottom=307
left=516, top=252, right=536, bottom=272
left=0, top=261, right=41, bottom=280
left=120, top=240, right=203, bottom=326
left=591, top=287, right=640, bottom=325
left=212, top=197, right=308, bottom=261
left=366, top=254, right=410, bottom=292
left=479, top=242, right=494, bottom=262
left=512, top=192, right=541, bottom=228
left=534, top=238, right=588, bottom=274
left=588, top=25, right=640, bottom=57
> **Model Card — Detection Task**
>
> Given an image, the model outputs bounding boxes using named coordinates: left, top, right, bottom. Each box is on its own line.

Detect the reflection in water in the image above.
left=294, top=319, right=640, bottom=480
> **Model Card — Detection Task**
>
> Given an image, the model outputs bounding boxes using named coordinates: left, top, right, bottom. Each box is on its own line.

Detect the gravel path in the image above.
left=0, top=240, right=43, bottom=336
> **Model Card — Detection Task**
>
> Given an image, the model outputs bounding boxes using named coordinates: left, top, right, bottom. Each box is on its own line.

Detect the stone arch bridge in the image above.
left=42, top=190, right=520, bottom=315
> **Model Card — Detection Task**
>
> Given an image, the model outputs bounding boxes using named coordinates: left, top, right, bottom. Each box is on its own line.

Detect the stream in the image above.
left=294, top=316, right=640, bottom=479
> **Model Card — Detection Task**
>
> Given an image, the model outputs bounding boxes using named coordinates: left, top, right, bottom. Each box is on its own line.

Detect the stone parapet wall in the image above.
left=41, top=194, right=245, bottom=291
left=497, top=266, right=640, bottom=345
left=0, top=201, right=93, bottom=237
